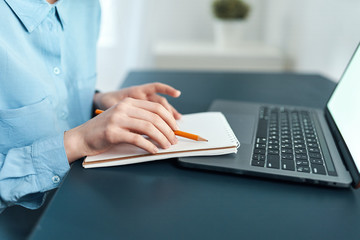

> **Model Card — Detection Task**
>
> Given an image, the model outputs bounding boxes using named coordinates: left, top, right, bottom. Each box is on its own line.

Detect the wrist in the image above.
left=64, top=127, right=87, bottom=164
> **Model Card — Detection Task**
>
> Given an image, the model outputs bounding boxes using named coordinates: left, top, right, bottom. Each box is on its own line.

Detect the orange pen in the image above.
left=95, top=109, right=104, bottom=115
left=95, top=109, right=208, bottom=142
left=173, top=130, right=208, bottom=142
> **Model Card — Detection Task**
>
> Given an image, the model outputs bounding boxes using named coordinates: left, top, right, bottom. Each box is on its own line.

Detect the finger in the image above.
left=127, top=105, right=177, bottom=145
left=148, top=95, right=172, bottom=113
left=172, top=108, right=182, bottom=120
left=147, top=82, right=181, bottom=98
left=117, top=130, right=159, bottom=154
left=148, top=95, right=182, bottom=120
left=121, top=117, right=172, bottom=150
left=127, top=98, right=179, bottom=131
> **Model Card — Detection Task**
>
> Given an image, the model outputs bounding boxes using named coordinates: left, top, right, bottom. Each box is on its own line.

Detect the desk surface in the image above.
left=30, top=71, right=360, bottom=240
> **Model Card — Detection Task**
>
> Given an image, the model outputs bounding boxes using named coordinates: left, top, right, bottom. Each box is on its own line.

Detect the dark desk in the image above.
left=30, top=71, right=360, bottom=240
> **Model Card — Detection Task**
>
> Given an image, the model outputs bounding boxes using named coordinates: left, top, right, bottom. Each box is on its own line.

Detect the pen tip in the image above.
left=198, top=137, right=208, bottom=142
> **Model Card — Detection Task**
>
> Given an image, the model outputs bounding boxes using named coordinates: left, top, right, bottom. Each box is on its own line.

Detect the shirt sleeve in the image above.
left=0, top=133, right=70, bottom=213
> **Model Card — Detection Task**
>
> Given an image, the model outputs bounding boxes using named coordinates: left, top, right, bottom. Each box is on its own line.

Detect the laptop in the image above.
left=177, top=43, right=360, bottom=188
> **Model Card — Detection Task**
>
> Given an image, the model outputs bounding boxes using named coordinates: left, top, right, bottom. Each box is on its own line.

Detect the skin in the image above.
left=64, top=83, right=182, bottom=164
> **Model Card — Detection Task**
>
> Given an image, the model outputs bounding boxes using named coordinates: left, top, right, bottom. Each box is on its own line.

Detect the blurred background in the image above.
left=96, top=0, right=360, bottom=92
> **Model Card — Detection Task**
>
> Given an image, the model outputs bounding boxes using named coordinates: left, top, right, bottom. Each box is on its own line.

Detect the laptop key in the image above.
left=252, top=160, right=265, bottom=167
left=306, top=138, right=317, bottom=143
left=295, top=148, right=306, bottom=154
left=282, top=160, right=295, bottom=171
left=268, top=149, right=279, bottom=155
left=254, top=149, right=265, bottom=155
left=267, top=155, right=280, bottom=169
left=294, top=144, right=305, bottom=149
left=310, top=158, right=324, bottom=165
left=269, top=131, right=278, bottom=136
left=253, top=154, right=265, bottom=161
left=304, top=129, right=314, bottom=134
left=268, top=145, right=279, bottom=150
left=311, top=164, right=326, bottom=175
left=309, top=153, right=322, bottom=159
left=256, top=137, right=267, bottom=144
left=281, top=154, right=294, bottom=160
left=255, top=143, right=266, bottom=149
left=268, top=140, right=279, bottom=144
left=293, top=135, right=303, bottom=139
left=308, top=147, right=320, bottom=153
left=282, top=135, right=291, bottom=139
left=281, top=148, right=293, bottom=154
left=281, top=139, right=291, bottom=144
left=281, top=143, right=292, bottom=149
left=307, top=143, right=318, bottom=148
left=296, top=160, right=309, bottom=166
left=256, top=119, right=268, bottom=138
left=295, top=154, right=307, bottom=160
left=297, top=166, right=310, bottom=173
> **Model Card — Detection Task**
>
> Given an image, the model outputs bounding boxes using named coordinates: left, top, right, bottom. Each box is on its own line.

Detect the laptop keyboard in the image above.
left=251, top=107, right=328, bottom=175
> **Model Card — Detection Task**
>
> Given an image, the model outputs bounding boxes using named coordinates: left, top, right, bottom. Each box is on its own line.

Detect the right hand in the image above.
left=64, top=97, right=179, bottom=163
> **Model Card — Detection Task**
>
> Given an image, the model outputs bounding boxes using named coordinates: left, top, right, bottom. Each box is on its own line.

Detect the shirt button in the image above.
left=52, top=175, right=60, bottom=184
left=60, top=111, right=68, bottom=119
left=53, top=67, right=61, bottom=75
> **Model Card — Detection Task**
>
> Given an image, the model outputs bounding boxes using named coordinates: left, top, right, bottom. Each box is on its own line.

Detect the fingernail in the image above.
left=153, top=147, right=159, bottom=154
left=162, top=141, right=170, bottom=148
left=173, top=137, right=178, bottom=144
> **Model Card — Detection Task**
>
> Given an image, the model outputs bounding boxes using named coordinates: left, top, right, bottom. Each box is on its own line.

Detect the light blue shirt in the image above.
left=0, top=0, right=101, bottom=212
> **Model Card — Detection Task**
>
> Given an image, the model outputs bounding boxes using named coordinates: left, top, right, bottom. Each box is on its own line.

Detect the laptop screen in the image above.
left=327, top=44, right=360, bottom=173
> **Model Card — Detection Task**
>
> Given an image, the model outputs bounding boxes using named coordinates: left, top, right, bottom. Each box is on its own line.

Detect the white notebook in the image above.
left=82, top=112, right=240, bottom=168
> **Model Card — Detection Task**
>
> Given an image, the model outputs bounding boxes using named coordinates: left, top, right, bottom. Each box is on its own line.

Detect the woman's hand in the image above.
left=64, top=97, right=179, bottom=164
left=93, top=82, right=182, bottom=120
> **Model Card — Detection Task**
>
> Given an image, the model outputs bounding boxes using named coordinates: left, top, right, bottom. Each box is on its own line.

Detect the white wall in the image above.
left=97, top=0, right=145, bottom=91
left=96, top=0, right=360, bottom=91
left=263, top=0, right=360, bottom=80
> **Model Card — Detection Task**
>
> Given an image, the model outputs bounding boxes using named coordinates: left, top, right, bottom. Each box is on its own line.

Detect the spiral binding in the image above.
left=221, top=114, right=240, bottom=148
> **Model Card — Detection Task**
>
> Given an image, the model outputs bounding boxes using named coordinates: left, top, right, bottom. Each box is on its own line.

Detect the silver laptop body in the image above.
left=178, top=43, right=360, bottom=188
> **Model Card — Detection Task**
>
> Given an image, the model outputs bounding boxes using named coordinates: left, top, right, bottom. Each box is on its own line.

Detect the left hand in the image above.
left=93, top=82, right=182, bottom=119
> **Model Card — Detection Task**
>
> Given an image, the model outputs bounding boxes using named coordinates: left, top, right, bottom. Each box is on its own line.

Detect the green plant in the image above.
left=212, top=0, right=250, bottom=20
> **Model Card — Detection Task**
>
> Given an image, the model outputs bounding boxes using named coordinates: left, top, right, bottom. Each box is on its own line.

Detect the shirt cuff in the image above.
left=32, top=133, right=70, bottom=193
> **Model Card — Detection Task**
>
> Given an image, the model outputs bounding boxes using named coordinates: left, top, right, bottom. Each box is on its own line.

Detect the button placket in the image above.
left=48, top=21, right=53, bottom=31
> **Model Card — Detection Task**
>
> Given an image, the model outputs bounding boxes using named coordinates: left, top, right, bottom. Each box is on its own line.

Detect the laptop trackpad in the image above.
left=224, top=113, right=256, bottom=145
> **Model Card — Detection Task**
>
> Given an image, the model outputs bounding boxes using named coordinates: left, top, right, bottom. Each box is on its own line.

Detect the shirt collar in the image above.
left=4, top=0, right=64, bottom=33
